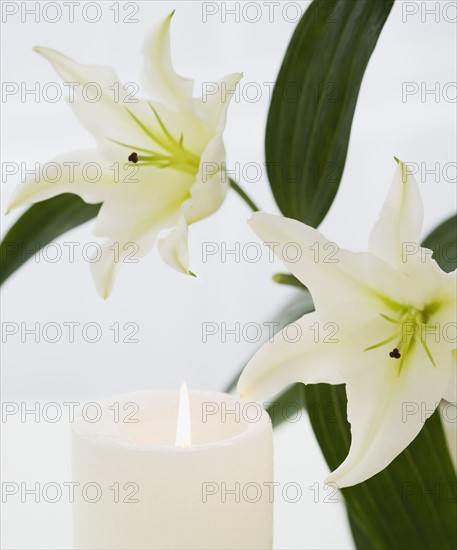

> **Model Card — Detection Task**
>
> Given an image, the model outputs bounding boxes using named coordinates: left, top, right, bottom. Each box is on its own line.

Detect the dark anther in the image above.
left=128, top=152, right=139, bottom=163
left=389, top=348, right=401, bottom=359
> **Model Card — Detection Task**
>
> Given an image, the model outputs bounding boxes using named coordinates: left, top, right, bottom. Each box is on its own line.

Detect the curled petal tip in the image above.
left=324, top=469, right=344, bottom=487
left=248, top=211, right=263, bottom=224
left=98, top=280, right=113, bottom=301
left=237, top=388, right=247, bottom=401
left=5, top=197, right=18, bottom=213
left=236, top=380, right=244, bottom=399
left=324, top=472, right=334, bottom=485
left=247, top=211, right=273, bottom=233
left=324, top=474, right=343, bottom=489
left=236, top=378, right=252, bottom=402
left=393, top=155, right=402, bottom=165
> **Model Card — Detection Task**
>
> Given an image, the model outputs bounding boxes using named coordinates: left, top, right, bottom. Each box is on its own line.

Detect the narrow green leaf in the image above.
left=305, top=383, right=457, bottom=549
left=265, top=0, right=394, bottom=227
left=347, top=508, right=375, bottom=550
left=1, top=194, right=100, bottom=285
left=422, top=215, right=456, bottom=273
left=267, top=383, right=306, bottom=429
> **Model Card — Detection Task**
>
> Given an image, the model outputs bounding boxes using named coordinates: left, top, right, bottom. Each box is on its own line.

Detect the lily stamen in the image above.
left=119, top=106, right=200, bottom=173
left=368, top=306, right=439, bottom=371
left=389, top=348, right=401, bottom=359
left=364, top=330, right=401, bottom=352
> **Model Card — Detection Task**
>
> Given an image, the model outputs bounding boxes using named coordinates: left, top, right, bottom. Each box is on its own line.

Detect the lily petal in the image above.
left=158, top=212, right=190, bottom=274
left=7, top=149, right=114, bottom=211
left=182, top=70, right=241, bottom=224
left=194, top=72, right=244, bottom=133
left=186, top=132, right=229, bottom=224
left=141, top=12, right=194, bottom=109
left=155, top=96, right=236, bottom=275
left=368, top=160, right=423, bottom=268
left=91, top=166, right=192, bottom=297
left=400, top=251, right=457, bottom=309
left=440, top=401, right=457, bottom=473
left=326, top=318, right=451, bottom=488
left=34, top=46, right=150, bottom=158
left=399, top=268, right=457, bottom=357
left=248, top=213, right=413, bottom=319
left=156, top=126, right=232, bottom=275
left=91, top=233, right=157, bottom=299
left=442, top=350, right=457, bottom=403
left=238, top=312, right=345, bottom=402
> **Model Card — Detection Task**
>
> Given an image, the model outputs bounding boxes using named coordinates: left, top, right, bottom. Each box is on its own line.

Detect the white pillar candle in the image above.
left=72, top=388, right=273, bottom=549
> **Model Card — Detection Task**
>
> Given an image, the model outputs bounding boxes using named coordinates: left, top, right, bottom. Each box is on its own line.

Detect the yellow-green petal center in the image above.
left=365, top=303, right=440, bottom=374
left=110, top=103, right=201, bottom=175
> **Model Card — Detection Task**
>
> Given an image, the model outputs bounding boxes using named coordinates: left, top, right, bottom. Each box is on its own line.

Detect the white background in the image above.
left=1, top=1, right=456, bottom=548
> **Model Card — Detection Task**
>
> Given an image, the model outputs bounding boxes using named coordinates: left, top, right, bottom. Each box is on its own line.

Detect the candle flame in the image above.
left=175, top=381, right=191, bottom=448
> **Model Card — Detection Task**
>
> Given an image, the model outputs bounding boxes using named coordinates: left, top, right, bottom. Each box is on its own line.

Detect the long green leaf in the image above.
left=305, top=384, right=457, bottom=549
left=423, top=214, right=456, bottom=273
left=267, top=382, right=306, bottom=429
left=347, top=508, right=375, bottom=550
left=265, top=0, right=394, bottom=227
left=1, top=194, right=100, bottom=285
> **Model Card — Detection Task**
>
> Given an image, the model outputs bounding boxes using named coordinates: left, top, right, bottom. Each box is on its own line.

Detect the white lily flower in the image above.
left=8, top=12, right=242, bottom=298
left=238, top=161, right=457, bottom=488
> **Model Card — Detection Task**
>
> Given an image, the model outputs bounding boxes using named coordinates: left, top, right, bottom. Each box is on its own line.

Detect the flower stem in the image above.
left=229, top=179, right=260, bottom=212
